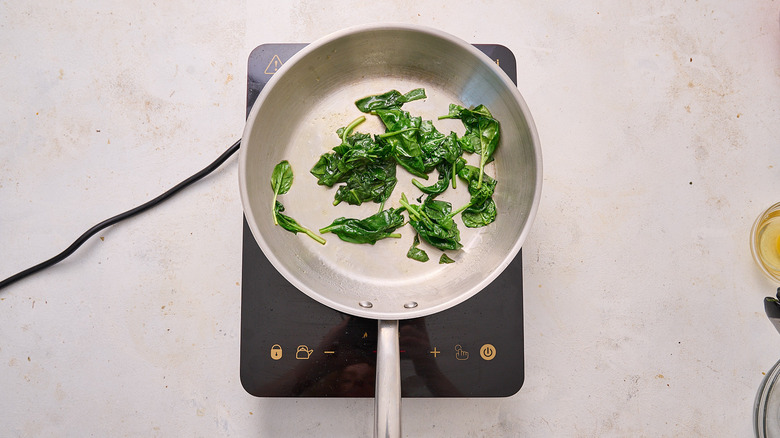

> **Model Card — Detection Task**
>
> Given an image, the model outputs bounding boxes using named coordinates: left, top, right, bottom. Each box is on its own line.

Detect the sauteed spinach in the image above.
left=271, top=89, right=505, bottom=261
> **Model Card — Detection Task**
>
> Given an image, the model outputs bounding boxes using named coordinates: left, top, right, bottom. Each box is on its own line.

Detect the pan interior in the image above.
left=240, top=26, right=540, bottom=319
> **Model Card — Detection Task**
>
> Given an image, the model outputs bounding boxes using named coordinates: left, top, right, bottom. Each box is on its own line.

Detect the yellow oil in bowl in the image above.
left=752, top=203, right=780, bottom=282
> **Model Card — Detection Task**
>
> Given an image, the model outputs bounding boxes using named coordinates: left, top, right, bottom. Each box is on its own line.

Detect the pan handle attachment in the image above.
left=375, top=319, right=401, bottom=438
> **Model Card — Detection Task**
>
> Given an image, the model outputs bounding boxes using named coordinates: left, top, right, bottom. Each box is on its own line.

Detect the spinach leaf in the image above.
left=319, top=207, right=405, bottom=244
left=417, top=120, right=447, bottom=172
left=406, top=234, right=429, bottom=262
left=461, top=197, right=497, bottom=228
left=332, top=132, right=392, bottom=170
left=355, top=88, right=427, bottom=112
left=274, top=201, right=326, bottom=245
left=333, top=159, right=397, bottom=206
left=418, top=122, right=463, bottom=176
left=458, top=165, right=497, bottom=205
left=412, top=165, right=451, bottom=196
left=271, top=160, right=293, bottom=224
left=439, top=253, right=456, bottom=264
left=311, top=117, right=398, bottom=206
left=412, top=156, right=466, bottom=197
left=311, top=116, right=371, bottom=187
left=439, top=104, right=500, bottom=188
left=398, top=193, right=462, bottom=251
left=375, top=109, right=427, bottom=178
left=451, top=165, right=498, bottom=228
left=440, top=103, right=493, bottom=125
left=310, top=151, right=348, bottom=187
left=421, top=197, right=453, bottom=222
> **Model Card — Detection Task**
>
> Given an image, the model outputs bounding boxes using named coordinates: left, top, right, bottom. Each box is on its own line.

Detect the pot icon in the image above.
left=296, top=345, right=314, bottom=360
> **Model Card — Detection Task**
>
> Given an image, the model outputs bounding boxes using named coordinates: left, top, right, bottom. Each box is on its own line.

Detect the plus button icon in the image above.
left=429, top=347, right=440, bottom=358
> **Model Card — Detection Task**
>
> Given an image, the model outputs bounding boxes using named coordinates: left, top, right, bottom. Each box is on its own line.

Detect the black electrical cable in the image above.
left=0, top=139, right=241, bottom=291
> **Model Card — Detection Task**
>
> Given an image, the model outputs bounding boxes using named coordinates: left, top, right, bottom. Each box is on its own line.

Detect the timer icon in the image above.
left=479, top=344, right=496, bottom=361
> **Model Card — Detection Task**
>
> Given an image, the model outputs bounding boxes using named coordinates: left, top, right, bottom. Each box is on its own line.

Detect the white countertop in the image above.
left=2, top=1, right=779, bottom=436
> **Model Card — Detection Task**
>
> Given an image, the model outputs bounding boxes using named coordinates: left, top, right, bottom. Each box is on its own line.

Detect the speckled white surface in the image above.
left=1, top=1, right=780, bottom=436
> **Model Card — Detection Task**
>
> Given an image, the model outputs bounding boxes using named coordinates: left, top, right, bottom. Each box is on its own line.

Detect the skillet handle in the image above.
left=375, top=319, right=401, bottom=438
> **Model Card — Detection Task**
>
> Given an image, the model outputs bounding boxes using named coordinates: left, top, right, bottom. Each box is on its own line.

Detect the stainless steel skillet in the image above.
left=239, top=23, right=541, bottom=438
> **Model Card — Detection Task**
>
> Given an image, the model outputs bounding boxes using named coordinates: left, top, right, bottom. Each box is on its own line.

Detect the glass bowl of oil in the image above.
left=751, top=202, right=780, bottom=283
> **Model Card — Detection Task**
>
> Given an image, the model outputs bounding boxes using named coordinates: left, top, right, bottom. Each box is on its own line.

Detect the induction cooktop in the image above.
left=240, top=43, right=524, bottom=398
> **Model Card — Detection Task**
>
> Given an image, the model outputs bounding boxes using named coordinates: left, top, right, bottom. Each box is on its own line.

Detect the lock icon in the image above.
left=270, top=344, right=283, bottom=360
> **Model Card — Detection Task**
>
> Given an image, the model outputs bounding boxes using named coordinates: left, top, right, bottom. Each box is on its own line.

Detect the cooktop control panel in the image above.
left=240, top=43, right=524, bottom=398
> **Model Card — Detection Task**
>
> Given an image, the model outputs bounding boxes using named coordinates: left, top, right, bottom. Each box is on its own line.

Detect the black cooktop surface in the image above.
left=240, top=43, right=524, bottom=398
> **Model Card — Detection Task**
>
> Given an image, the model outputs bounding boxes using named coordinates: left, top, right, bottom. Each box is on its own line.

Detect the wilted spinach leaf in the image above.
left=271, top=160, right=294, bottom=224
left=417, top=122, right=462, bottom=174
left=412, top=165, right=451, bottom=197
left=333, top=159, right=397, bottom=207
left=274, top=201, right=326, bottom=245
left=439, top=253, right=456, bottom=264
left=439, top=104, right=500, bottom=188
left=406, top=234, right=429, bottom=262
left=451, top=165, right=498, bottom=228
left=355, top=88, right=427, bottom=112
left=412, top=156, right=466, bottom=197
left=310, top=151, right=348, bottom=187
left=399, top=193, right=462, bottom=251
left=461, top=198, right=497, bottom=228
left=311, top=116, right=398, bottom=206
left=375, top=109, right=427, bottom=178
left=333, top=132, right=391, bottom=169
left=319, top=207, right=405, bottom=244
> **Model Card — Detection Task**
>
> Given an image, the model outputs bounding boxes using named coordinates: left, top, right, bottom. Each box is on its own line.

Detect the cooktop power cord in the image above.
left=0, top=139, right=241, bottom=291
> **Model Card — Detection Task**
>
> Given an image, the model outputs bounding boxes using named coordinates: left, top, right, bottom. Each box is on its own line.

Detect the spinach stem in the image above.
left=399, top=193, right=424, bottom=222
left=378, top=127, right=419, bottom=139
left=477, top=137, right=488, bottom=189
left=341, top=116, right=366, bottom=143
left=451, top=161, right=458, bottom=189
left=449, top=201, right=472, bottom=219
left=301, top=228, right=327, bottom=245
left=272, top=194, right=279, bottom=225
left=477, top=160, right=485, bottom=189
left=398, top=194, right=415, bottom=218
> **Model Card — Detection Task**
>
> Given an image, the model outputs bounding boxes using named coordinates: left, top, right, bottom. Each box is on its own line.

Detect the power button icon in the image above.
left=479, top=344, right=496, bottom=361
